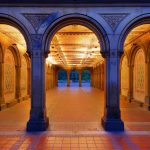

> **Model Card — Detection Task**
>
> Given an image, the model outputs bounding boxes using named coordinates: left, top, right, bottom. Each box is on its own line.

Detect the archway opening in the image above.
left=70, top=69, right=79, bottom=87
left=0, top=23, right=30, bottom=130
left=120, top=23, right=150, bottom=129
left=82, top=69, right=91, bottom=87
left=58, top=69, right=67, bottom=87
left=45, top=23, right=105, bottom=131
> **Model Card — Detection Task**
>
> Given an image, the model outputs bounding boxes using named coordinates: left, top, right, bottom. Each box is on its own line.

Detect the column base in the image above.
left=26, top=117, right=49, bottom=132
left=102, top=117, right=124, bottom=132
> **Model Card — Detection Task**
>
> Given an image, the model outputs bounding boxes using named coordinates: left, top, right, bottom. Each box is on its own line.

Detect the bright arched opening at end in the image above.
left=82, top=69, right=91, bottom=87
left=58, top=69, right=67, bottom=87
left=70, top=70, right=79, bottom=87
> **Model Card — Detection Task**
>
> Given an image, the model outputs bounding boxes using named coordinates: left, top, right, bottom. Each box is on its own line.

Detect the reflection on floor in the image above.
left=0, top=87, right=150, bottom=149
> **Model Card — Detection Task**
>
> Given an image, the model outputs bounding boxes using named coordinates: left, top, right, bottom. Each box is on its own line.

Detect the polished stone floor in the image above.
left=0, top=86, right=150, bottom=149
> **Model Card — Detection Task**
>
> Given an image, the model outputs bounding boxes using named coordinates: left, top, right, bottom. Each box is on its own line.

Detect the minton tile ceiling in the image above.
left=49, top=25, right=103, bottom=68
left=124, top=24, right=150, bottom=47
left=0, top=24, right=26, bottom=53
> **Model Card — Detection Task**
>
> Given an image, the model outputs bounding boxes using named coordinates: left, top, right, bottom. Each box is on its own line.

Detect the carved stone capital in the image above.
left=101, top=51, right=123, bottom=58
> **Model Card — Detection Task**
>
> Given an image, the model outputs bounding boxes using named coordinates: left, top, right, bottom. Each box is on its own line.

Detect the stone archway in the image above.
left=118, top=16, right=150, bottom=110
left=0, top=14, right=31, bottom=53
left=0, top=15, right=32, bottom=131
left=43, top=14, right=109, bottom=56
left=26, top=14, right=110, bottom=131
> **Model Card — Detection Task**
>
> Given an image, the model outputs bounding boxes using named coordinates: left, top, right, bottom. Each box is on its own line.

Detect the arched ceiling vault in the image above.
left=124, top=24, right=150, bottom=53
left=48, top=25, right=103, bottom=69
left=0, top=24, right=26, bottom=54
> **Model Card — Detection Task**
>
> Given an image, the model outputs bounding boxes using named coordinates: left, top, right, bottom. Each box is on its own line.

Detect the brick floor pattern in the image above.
left=0, top=135, right=149, bottom=150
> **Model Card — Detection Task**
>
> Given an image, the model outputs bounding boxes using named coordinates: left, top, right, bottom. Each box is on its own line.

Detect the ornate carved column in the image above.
left=145, top=58, right=150, bottom=110
left=15, top=65, right=21, bottom=102
left=127, top=64, right=134, bottom=103
left=78, top=69, right=82, bottom=87
left=101, top=51, right=124, bottom=131
left=27, top=35, right=49, bottom=131
left=0, top=61, right=5, bottom=110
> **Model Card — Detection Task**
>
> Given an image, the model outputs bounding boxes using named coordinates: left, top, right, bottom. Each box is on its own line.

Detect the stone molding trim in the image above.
left=100, top=13, right=129, bottom=32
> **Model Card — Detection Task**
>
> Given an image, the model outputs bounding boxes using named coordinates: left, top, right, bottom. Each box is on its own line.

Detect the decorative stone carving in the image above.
left=100, top=14, right=128, bottom=32
left=23, top=14, right=49, bottom=32
left=23, top=13, right=60, bottom=33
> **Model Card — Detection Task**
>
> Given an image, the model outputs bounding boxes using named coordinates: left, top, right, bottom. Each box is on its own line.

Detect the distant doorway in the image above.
left=58, top=69, right=67, bottom=87
left=82, top=69, right=91, bottom=87
left=70, top=70, right=79, bottom=87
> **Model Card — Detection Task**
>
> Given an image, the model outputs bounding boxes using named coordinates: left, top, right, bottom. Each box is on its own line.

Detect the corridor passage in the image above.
left=0, top=87, right=150, bottom=132
left=0, top=87, right=150, bottom=149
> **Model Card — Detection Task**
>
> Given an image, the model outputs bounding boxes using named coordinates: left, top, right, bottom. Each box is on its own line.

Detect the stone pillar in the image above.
left=78, top=70, right=82, bottom=87
left=101, top=51, right=124, bottom=131
left=145, top=59, right=150, bottom=110
left=0, top=62, right=5, bottom=110
left=67, top=70, right=70, bottom=87
left=15, top=65, right=21, bottom=102
left=27, top=35, right=49, bottom=131
left=127, top=64, right=134, bottom=103
left=27, top=50, right=49, bottom=131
